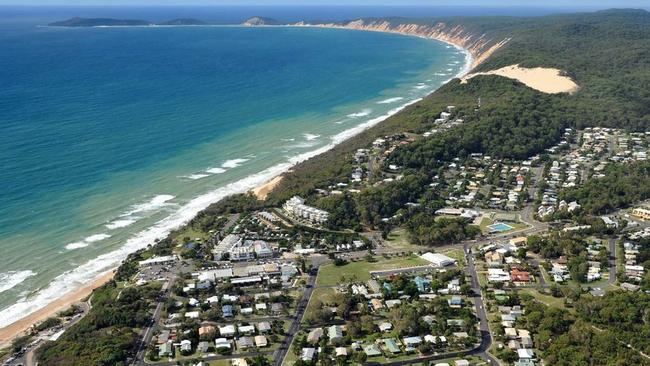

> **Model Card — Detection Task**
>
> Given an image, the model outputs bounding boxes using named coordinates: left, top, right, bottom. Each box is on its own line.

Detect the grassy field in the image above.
left=303, top=287, right=337, bottom=322
left=384, top=228, right=422, bottom=251
left=440, top=248, right=467, bottom=268
left=518, top=288, right=567, bottom=309
left=317, top=255, right=429, bottom=286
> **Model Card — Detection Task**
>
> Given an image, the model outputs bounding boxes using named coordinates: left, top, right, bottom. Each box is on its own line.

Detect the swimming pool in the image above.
left=488, top=222, right=514, bottom=232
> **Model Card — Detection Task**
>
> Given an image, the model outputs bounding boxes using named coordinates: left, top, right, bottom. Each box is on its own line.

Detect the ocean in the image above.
left=0, top=7, right=472, bottom=328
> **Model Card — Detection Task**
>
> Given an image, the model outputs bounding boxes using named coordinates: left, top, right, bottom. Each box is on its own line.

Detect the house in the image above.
left=384, top=338, right=401, bottom=354
left=238, top=325, right=255, bottom=335
left=236, top=337, right=254, bottom=350
left=448, top=296, right=462, bottom=307
left=199, top=324, right=216, bottom=337
left=504, top=327, right=518, bottom=339
left=328, top=325, right=343, bottom=341
left=255, top=303, right=267, bottom=311
left=257, top=321, right=272, bottom=333
left=370, top=298, right=384, bottom=311
left=455, top=360, right=470, bottom=366
left=240, top=307, right=253, bottom=316
left=517, top=348, right=535, bottom=360
left=307, top=328, right=324, bottom=344
left=254, top=335, right=268, bottom=347
left=402, top=336, right=422, bottom=348
left=219, top=325, right=236, bottom=337
left=301, top=347, right=316, bottom=362
left=385, top=299, right=401, bottom=308
left=214, top=338, right=231, bottom=350
left=335, top=347, right=348, bottom=357
left=363, top=344, right=382, bottom=357
left=198, top=341, right=210, bottom=353
left=158, top=340, right=174, bottom=357
left=271, top=303, right=284, bottom=314
left=379, top=322, right=393, bottom=332
left=446, top=319, right=464, bottom=327
left=157, top=330, right=171, bottom=344
left=232, top=359, right=248, bottom=366
left=511, top=269, right=531, bottom=283
left=180, top=339, right=192, bottom=353
left=222, top=305, right=234, bottom=317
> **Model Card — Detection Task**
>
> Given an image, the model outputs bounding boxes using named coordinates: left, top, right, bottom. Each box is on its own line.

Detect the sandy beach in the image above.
left=0, top=270, right=114, bottom=348
left=252, top=175, right=284, bottom=200
left=463, top=64, right=579, bottom=94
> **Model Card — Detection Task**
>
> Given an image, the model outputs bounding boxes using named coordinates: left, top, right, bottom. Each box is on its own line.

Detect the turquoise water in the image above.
left=0, top=20, right=466, bottom=326
left=489, top=223, right=515, bottom=232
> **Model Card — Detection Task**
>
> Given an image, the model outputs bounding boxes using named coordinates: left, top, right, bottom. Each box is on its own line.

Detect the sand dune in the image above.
left=463, top=64, right=579, bottom=94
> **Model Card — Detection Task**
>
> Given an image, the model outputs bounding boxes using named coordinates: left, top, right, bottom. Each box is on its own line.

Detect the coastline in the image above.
left=0, top=24, right=474, bottom=347
left=0, top=271, right=114, bottom=348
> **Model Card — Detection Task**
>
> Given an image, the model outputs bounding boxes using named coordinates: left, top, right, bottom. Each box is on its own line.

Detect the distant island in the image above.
left=242, top=16, right=282, bottom=26
left=48, top=17, right=205, bottom=27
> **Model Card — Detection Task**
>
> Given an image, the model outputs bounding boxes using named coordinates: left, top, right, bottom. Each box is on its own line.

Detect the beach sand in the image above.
left=462, top=64, right=579, bottom=94
left=252, top=176, right=283, bottom=200
left=0, top=270, right=114, bottom=348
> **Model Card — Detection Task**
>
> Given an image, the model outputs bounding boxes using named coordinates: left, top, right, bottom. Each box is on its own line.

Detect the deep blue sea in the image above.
left=0, top=5, right=569, bottom=329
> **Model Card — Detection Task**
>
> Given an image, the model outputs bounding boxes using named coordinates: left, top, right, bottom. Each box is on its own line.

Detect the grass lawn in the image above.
left=518, top=288, right=566, bottom=309
left=171, top=225, right=210, bottom=246
left=440, top=248, right=466, bottom=268
left=303, top=287, right=337, bottom=323
left=479, top=217, right=494, bottom=234
left=384, top=228, right=422, bottom=250
left=317, top=255, right=429, bottom=286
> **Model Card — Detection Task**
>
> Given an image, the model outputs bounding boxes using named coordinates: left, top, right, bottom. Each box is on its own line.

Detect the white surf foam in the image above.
left=64, top=242, right=89, bottom=250
left=84, top=234, right=111, bottom=243
left=346, top=109, right=371, bottom=118
left=303, top=133, right=320, bottom=141
left=122, top=195, right=175, bottom=216
left=105, top=218, right=138, bottom=230
left=377, top=97, right=404, bottom=104
left=185, top=173, right=211, bottom=180
left=206, top=167, right=227, bottom=174
left=64, top=233, right=112, bottom=250
left=0, top=270, right=36, bottom=294
left=221, top=158, right=248, bottom=169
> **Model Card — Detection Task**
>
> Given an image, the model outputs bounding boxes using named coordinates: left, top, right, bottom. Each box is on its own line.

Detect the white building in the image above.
left=420, top=252, right=456, bottom=267
left=283, top=196, right=329, bottom=224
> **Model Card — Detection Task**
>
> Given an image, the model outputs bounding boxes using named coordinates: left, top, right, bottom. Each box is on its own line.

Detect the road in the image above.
left=275, top=268, right=318, bottom=366
left=608, top=237, right=618, bottom=284
left=133, top=278, right=176, bottom=366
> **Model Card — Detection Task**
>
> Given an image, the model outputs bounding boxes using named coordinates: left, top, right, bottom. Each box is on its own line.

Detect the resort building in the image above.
left=632, top=207, right=650, bottom=220
left=283, top=196, right=329, bottom=224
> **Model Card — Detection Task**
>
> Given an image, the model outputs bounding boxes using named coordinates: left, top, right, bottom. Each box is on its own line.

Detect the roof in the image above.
left=363, top=344, right=382, bottom=356
left=384, top=338, right=401, bottom=353
left=420, top=252, right=455, bottom=266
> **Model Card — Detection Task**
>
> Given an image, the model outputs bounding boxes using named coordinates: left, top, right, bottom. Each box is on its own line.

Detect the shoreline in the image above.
left=0, top=24, right=474, bottom=348
left=0, top=270, right=114, bottom=348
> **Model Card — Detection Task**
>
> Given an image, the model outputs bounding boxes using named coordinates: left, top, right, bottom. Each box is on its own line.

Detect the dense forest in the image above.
left=561, top=160, right=650, bottom=214
left=36, top=283, right=161, bottom=366
left=520, top=293, right=650, bottom=365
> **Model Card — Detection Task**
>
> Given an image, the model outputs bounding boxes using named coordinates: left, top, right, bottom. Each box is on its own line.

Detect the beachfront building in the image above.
left=283, top=196, right=329, bottom=224
left=212, top=234, right=243, bottom=260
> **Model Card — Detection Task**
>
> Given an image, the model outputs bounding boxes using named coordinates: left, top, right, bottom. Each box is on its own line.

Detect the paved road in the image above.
left=134, top=277, right=178, bottom=366
left=608, top=237, right=618, bottom=285
left=275, top=268, right=318, bottom=366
